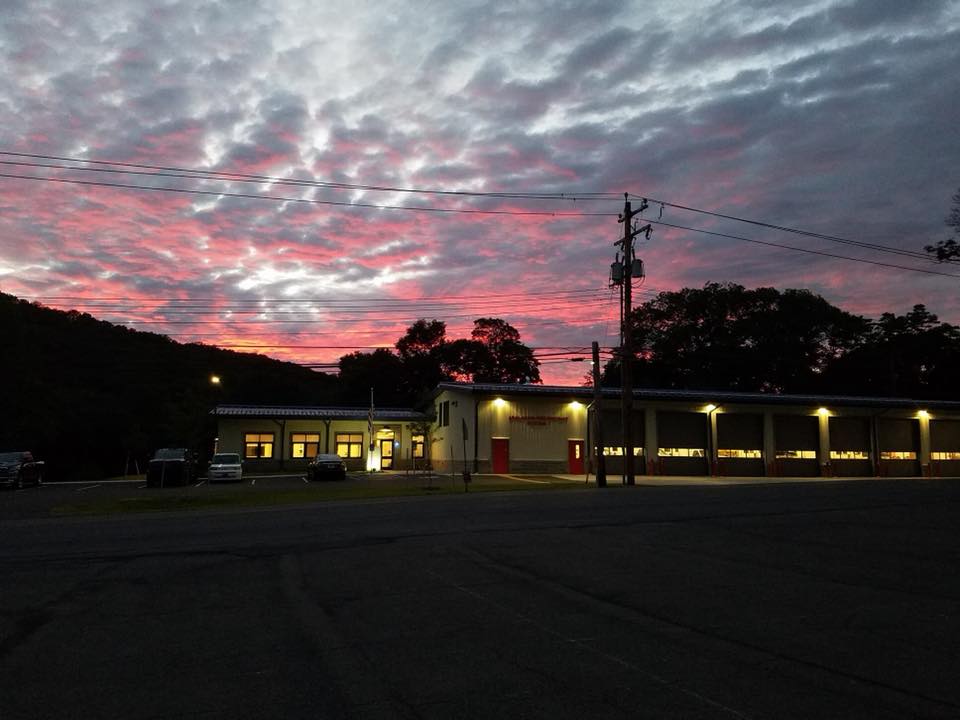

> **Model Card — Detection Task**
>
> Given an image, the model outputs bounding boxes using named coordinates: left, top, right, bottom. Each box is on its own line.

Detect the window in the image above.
left=437, top=401, right=450, bottom=427
left=335, top=433, right=364, bottom=459
left=932, top=451, right=960, bottom=460
left=291, top=433, right=320, bottom=459
left=775, top=450, right=817, bottom=459
left=717, top=449, right=762, bottom=458
left=658, top=448, right=705, bottom=457
left=880, top=451, right=917, bottom=460
left=830, top=450, right=869, bottom=460
left=244, top=433, right=274, bottom=459
left=602, top=447, right=643, bottom=456
left=412, top=434, right=425, bottom=458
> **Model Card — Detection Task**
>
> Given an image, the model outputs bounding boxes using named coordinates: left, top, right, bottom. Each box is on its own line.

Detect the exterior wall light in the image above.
left=210, top=375, right=221, bottom=385
left=704, top=403, right=717, bottom=413
left=817, top=407, right=830, bottom=416
left=493, top=397, right=506, bottom=408
left=918, top=410, right=930, bottom=419
left=569, top=400, right=584, bottom=410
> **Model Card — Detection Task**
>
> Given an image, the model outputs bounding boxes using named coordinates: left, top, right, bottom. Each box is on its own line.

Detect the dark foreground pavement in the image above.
left=2, top=479, right=959, bottom=719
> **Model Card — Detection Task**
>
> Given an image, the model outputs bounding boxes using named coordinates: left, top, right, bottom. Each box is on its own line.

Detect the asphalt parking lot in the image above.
left=3, top=477, right=959, bottom=719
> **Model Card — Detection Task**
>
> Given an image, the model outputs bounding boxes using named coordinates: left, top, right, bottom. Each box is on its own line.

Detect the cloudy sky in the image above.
left=1, top=0, right=958, bottom=385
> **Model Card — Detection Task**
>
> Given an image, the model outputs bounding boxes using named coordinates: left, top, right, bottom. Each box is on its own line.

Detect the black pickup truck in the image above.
left=0, top=451, right=44, bottom=489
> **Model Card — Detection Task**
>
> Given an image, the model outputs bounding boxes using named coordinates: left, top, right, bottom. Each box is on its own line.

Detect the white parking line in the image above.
left=138, top=484, right=146, bottom=489
left=502, top=475, right=551, bottom=484
left=302, top=477, right=309, bottom=484
left=250, top=478, right=257, bottom=486
left=76, top=483, right=101, bottom=492
left=194, top=479, right=206, bottom=487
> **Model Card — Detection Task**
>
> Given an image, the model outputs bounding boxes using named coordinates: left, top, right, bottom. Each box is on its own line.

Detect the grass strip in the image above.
left=51, top=479, right=581, bottom=517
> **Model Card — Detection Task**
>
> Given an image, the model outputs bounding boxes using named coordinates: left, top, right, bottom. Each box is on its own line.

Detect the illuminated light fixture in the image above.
left=493, top=397, right=506, bottom=408
left=704, top=404, right=717, bottom=413
left=817, top=407, right=829, bottom=416
left=569, top=400, right=584, bottom=410
left=918, top=410, right=930, bottom=419
left=210, top=375, right=221, bottom=385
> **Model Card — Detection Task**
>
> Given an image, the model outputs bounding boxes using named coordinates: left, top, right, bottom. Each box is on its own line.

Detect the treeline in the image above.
left=602, top=283, right=960, bottom=399
left=0, top=294, right=540, bottom=480
left=5, top=284, right=958, bottom=480
left=0, top=292, right=341, bottom=480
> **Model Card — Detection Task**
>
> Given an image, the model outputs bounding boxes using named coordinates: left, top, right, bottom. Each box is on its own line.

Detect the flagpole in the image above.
left=368, top=386, right=375, bottom=471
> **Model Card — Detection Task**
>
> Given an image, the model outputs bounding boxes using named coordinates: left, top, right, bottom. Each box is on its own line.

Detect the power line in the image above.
left=17, top=287, right=608, bottom=304
left=0, top=171, right=612, bottom=218
left=646, top=218, right=960, bottom=279
left=628, top=192, right=951, bottom=265
left=1, top=150, right=944, bottom=267
left=0, top=155, right=620, bottom=203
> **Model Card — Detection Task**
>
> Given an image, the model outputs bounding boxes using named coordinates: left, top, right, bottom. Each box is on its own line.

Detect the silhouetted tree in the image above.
left=925, top=186, right=960, bottom=261
left=337, top=349, right=405, bottom=406
left=603, top=283, right=867, bottom=393
left=820, top=305, right=960, bottom=398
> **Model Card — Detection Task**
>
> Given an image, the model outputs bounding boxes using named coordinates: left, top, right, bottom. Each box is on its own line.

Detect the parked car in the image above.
left=307, top=453, right=347, bottom=482
left=208, top=453, right=243, bottom=482
left=146, top=448, right=198, bottom=487
left=0, top=451, right=44, bottom=489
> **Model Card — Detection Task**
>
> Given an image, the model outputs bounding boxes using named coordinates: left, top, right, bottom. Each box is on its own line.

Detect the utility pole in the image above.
left=592, top=341, right=606, bottom=488
left=615, top=194, right=651, bottom=486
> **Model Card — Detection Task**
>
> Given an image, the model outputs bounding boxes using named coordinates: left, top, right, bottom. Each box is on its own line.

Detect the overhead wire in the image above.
left=0, top=150, right=946, bottom=268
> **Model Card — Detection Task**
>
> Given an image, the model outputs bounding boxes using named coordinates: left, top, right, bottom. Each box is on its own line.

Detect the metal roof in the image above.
left=433, top=382, right=960, bottom=411
left=212, top=405, right=428, bottom=421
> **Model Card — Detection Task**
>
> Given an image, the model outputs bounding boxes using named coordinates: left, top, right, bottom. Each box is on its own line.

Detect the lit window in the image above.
left=291, top=433, right=320, bottom=459
left=658, top=448, right=705, bottom=458
left=775, top=450, right=817, bottom=459
left=602, top=447, right=643, bottom=456
left=335, top=433, right=364, bottom=459
left=880, top=451, right=917, bottom=460
left=412, top=434, right=425, bottom=459
left=244, top=433, right=274, bottom=459
left=932, top=451, right=960, bottom=460
left=717, top=449, right=762, bottom=458
left=830, top=450, right=869, bottom=460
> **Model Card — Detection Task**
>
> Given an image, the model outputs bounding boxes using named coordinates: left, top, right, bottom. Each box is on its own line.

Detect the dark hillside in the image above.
left=0, top=292, right=342, bottom=480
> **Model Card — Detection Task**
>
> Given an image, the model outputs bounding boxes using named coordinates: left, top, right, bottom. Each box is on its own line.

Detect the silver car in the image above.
left=208, top=452, right=243, bottom=482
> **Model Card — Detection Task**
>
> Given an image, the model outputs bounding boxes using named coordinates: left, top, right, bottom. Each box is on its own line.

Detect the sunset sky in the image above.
left=1, top=0, right=958, bottom=386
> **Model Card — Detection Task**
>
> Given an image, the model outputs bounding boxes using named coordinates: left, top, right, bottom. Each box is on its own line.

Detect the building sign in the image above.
left=509, top=415, right=568, bottom=427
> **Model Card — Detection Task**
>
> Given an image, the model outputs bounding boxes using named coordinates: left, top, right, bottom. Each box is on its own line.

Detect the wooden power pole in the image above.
left=592, top=341, right=606, bottom=487
left=616, top=194, right=650, bottom=486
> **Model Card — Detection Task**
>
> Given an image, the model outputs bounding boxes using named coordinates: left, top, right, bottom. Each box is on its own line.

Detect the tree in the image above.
left=337, top=349, right=405, bottom=406
left=820, top=305, right=960, bottom=398
left=396, top=319, right=447, bottom=358
left=466, top=318, right=540, bottom=383
left=602, top=283, right=868, bottom=393
left=925, top=186, right=960, bottom=261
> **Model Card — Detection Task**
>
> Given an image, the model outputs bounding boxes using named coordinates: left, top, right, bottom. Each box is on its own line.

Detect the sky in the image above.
left=1, top=0, right=959, bottom=387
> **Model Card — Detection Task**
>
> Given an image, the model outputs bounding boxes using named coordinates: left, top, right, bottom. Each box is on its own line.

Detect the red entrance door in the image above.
left=491, top=438, right=509, bottom=473
left=568, top=440, right=585, bottom=474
